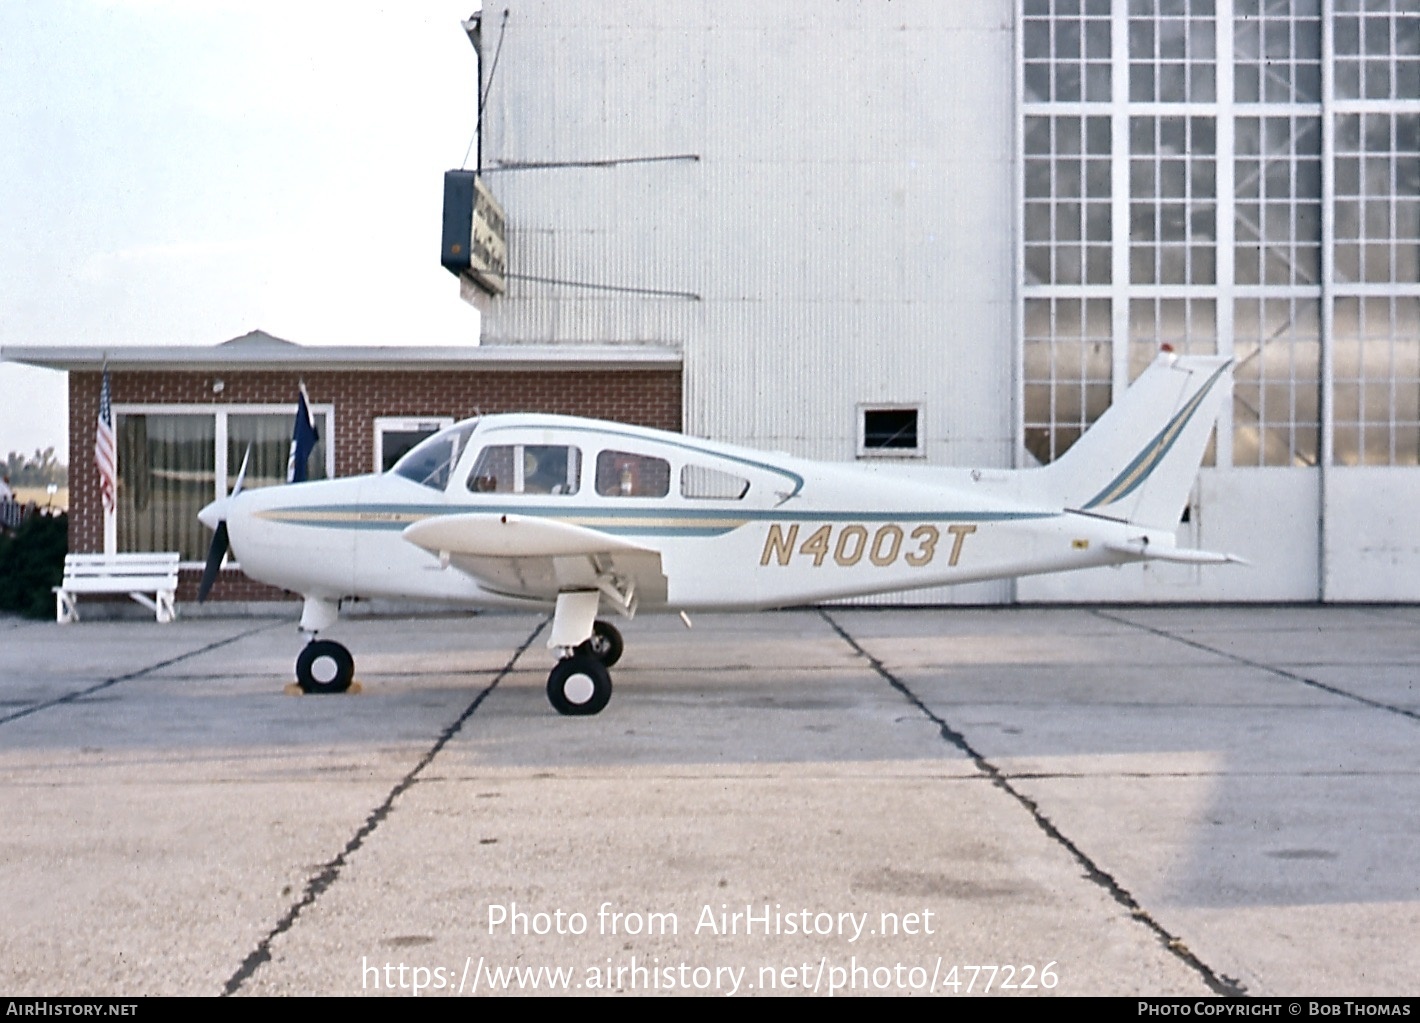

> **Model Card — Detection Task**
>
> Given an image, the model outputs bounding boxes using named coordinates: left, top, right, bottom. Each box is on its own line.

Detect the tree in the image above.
left=3, top=448, right=68, bottom=487
left=0, top=512, right=67, bottom=617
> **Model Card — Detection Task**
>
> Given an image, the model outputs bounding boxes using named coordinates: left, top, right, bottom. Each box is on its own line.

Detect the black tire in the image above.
left=547, top=654, right=612, bottom=716
left=296, top=639, right=355, bottom=694
left=578, top=619, right=624, bottom=667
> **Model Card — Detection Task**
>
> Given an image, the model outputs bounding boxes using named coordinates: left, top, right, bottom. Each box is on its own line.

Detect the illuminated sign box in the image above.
left=441, top=170, right=507, bottom=296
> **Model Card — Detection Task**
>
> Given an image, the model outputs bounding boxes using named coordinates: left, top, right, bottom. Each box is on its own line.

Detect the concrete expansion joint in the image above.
left=1091, top=609, right=1420, bottom=725
left=0, top=620, right=284, bottom=728
left=817, top=608, right=1246, bottom=998
left=221, top=616, right=548, bottom=996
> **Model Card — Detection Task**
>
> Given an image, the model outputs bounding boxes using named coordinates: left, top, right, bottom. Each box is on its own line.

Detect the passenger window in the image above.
left=468, top=445, right=581, bottom=495
left=596, top=450, right=671, bottom=498
left=522, top=445, right=580, bottom=494
left=681, top=464, right=750, bottom=500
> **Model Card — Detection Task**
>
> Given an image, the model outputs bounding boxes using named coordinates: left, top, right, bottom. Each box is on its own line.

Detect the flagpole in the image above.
left=98, top=358, right=117, bottom=555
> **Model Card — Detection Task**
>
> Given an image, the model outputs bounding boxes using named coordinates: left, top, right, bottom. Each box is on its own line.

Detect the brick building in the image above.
left=3, top=331, right=681, bottom=601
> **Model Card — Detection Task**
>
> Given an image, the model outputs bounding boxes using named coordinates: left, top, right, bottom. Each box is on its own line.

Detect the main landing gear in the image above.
left=546, top=619, right=623, bottom=716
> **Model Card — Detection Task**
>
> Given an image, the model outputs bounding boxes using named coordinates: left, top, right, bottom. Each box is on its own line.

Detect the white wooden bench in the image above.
left=0, top=499, right=24, bottom=531
left=54, top=552, right=181, bottom=624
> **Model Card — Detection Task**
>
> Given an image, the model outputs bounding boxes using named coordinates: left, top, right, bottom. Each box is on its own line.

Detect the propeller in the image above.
left=197, top=446, right=251, bottom=603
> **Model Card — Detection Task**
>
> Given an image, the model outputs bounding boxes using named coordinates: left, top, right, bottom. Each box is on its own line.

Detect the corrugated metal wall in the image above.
left=480, top=0, right=1018, bottom=603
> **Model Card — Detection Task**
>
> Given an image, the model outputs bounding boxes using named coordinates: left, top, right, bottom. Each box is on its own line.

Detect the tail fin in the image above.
left=1035, top=352, right=1232, bottom=531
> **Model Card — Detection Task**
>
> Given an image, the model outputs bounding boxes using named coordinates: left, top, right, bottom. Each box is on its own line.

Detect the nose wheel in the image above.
left=547, top=654, right=612, bottom=716
left=295, top=639, right=355, bottom=694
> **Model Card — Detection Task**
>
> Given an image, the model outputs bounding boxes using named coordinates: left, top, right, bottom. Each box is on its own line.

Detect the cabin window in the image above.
left=858, top=406, right=923, bottom=457
left=596, top=450, right=671, bottom=498
left=467, top=444, right=581, bottom=495
left=680, top=464, right=750, bottom=500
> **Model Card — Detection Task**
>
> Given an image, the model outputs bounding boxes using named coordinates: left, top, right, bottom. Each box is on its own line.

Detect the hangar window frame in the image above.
left=1021, top=0, right=1420, bottom=469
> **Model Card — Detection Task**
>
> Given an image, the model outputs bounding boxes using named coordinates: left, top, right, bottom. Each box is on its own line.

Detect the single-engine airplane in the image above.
left=198, top=350, right=1239, bottom=715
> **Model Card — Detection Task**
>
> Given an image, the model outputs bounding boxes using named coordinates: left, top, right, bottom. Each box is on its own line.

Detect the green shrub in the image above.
left=0, top=513, right=68, bottom=618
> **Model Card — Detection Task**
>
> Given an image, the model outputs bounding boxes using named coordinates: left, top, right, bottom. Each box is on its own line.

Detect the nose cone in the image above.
left=198, top=498, right=224, bottom=531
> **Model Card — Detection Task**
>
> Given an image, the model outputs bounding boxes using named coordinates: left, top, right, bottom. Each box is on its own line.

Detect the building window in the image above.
left=858, top=406, right=922, bottom=457
left=1023, top=0, right=1418, bottom=469
left=1024, top=297, right=1111, bottom=465
left=374, top=417, right=454, bottom=473
left=115, top=406, right=332, bottom=562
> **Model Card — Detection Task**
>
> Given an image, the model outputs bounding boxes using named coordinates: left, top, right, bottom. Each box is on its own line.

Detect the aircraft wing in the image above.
left=401, top=512, right=667, bottom=609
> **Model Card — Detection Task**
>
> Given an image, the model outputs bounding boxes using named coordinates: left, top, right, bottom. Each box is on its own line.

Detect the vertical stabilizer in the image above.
left=1035, top=353, right=1232, bottom=531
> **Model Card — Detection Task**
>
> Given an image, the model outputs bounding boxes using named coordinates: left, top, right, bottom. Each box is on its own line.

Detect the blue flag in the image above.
left=287, top=384, right=319, bottom=483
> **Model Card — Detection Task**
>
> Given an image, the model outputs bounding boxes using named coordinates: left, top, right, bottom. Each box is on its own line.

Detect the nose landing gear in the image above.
left=295, top=638, right=355, bottom=694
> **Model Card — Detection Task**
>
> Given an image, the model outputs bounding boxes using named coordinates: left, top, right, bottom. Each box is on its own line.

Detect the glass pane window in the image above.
left=1023, top=297, right=1113, bottom=465
left=1233, top=0, right=1322, bottom=103
left=1332, top=296, right=1420, bottom=466
left=1333, top=113, right=1420, bottom=286
left=116, top=407, right=335, bottom=561
left=467, top=444, right=581, bottom=495
left=1334, top=5, right=1420, bottom=101
left=1023, top=0, right=1111, bottom=103
left=681, top=464, right=750, bottom=500
left=117, top=415, right=215, bottom=563
left=595, top=450, right=671, bottom=498
left=227, top=413, right=329, bottom=493
left=1235, top=116, right=1323, bottom=288
left=1129, top=0, right=1217, bottom=103
left=860, top=408, right=922, bottom=455
left=394, top=422, right=477, bottom=491
left=376, top=418, right=453, bottom=473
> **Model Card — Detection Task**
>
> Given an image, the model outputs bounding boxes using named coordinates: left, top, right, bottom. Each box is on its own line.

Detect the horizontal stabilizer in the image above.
left=1105, top=539, right=1249, bottom=565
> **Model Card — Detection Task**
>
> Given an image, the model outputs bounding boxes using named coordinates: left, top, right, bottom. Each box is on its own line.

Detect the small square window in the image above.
left=859, top=406, right=923, bottom=457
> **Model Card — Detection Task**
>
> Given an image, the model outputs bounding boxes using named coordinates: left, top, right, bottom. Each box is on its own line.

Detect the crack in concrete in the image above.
left=1093, top=609, right=1420, bottom=725
left=0, top=620, right=285, bottom=727
left=819, top=608, right=1245, bottom=997
left=221, top=617, right=548, bottom=996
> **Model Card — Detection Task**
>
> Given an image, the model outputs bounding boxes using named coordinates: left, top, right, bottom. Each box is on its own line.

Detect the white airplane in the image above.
left=198, top=349, right=1240, bottom=714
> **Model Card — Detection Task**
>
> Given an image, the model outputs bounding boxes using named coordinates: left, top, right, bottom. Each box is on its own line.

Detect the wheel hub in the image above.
left=563, top=672, right=596, bottom=705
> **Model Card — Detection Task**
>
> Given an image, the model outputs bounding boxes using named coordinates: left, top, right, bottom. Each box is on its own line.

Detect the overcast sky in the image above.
left=0, top=0, right=484, bottom=463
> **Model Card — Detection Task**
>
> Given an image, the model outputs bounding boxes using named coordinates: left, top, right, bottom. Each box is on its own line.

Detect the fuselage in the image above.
left=212, top=414, right=1150, bottom=612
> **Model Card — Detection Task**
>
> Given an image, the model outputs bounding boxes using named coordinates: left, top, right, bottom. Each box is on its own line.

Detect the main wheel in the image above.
left=295, top=639, right=354, bottom=694
left=547, top=654, right=612, bottom=716
left=578, top=619, right=624, bottom=667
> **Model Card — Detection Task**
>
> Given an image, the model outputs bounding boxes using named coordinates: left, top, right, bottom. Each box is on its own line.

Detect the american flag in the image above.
left=95, top=370, right=117, bottom=514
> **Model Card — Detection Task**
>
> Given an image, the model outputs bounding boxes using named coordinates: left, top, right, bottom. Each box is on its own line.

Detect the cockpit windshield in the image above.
left=390, top=421, right=479, bottom=490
